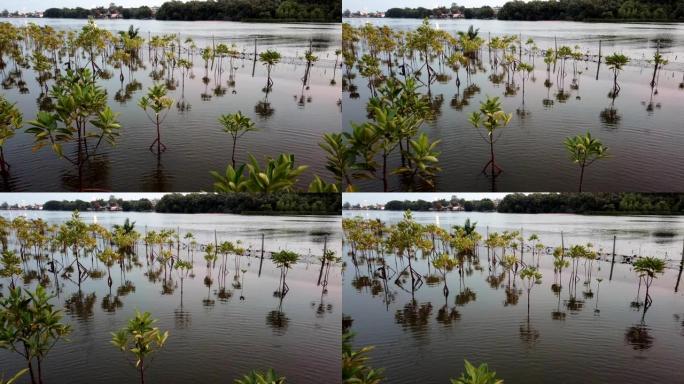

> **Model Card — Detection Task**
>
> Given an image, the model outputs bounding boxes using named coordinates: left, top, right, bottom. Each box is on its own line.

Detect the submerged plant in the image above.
left=272, top=250, right=299, bottom=297
left=0, top=286, right=72, bottom=384
left=564, top=132, right=608, bottom=192
left=520, top=266, right=542, bottom=318
left=633, top=257, right=666, bottom=308
left=234, top=369, right=286, bottom=384
left=0, top=96, right=22, bottom=173
left=342, top=332, right=384, bottom=384
left=450, top=360, right=503, bottom=384
left=218, top=111, right=258, bottom=168
left=259, top=49, right=281, bottom=90
left=26, top=68, right=121, bottom=190
left=111, top=310, right=169, bottom=384
left=139, top=83, right=173, bottom=153
left=604, top=53, right=629, bottom=96
left=469, top=96, right=512, bottom=177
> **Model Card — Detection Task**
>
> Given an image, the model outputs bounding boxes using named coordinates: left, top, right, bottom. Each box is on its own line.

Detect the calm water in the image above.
left=343, top=18, right=684, bottom=191
left=0, top=210, right=342, bottom=383
left=343, top=210, right=684, bottom=383
left=0, top=18, right=342, bottom=191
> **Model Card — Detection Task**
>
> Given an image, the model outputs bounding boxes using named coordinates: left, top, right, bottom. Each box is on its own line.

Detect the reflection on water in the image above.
left=0, top=18, right=342, bottom=191
left=343, top=211, right=684, bottom=383
left=343, top=18, right=684, bottom=191
left=0, top=210, right=341, bottom=383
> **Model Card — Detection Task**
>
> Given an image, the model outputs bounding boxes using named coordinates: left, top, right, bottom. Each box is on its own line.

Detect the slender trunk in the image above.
left=490, top=140, right=495, bottom=175
left=382, top=152, right=388, bottom=192
left=232, top=137, right=237, bottom=168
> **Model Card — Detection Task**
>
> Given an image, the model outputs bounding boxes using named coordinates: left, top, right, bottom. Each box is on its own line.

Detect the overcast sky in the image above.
left=3, top=0, right=165, bottom=12
left=0, top=193, right=168, bottom=205
left=343, top=0, right=506, bottom=12
left=343, top=193, right=509, bottom=206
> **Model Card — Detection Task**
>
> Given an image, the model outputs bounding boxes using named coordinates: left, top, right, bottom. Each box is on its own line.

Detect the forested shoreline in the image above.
left=345, top=193, right=684, bottom=215
left=42, top=0, right=341, bottom=22
left=345, top=0, right=684, bottom=22
left=16, top=193, right=341, bottom=215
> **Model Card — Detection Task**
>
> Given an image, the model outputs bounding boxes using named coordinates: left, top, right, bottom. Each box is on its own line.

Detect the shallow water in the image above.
left=0, top=18, right=342, bottom=191
left=343, top=210, right=684, bottom=383
left=343, top=18, right=684, bottom=192
left=0, top=210, right=342, bottom=383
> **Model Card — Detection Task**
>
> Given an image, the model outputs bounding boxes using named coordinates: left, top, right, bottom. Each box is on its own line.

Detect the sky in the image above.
left=343, top=0, right=506, bottom=12
left=3, top=0, right=165, bottom=12
left=0, top=193, right=168, bottom=205
left=343, top=193, right=510, bottom=206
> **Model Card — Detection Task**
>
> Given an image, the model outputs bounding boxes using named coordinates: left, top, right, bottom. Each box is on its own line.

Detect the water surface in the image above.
left=0, top=18, right=342, bottom=191
left=343, top=210, right=684, bottom=383
left=0, top=210, right=342, bottom=383
left=343, top=18, right=684, bottom=191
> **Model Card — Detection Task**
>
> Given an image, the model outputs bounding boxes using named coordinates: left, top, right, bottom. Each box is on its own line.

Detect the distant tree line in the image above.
left=382, top=5, right=495, bottom=19
left=154, top=193, right=340, bottom=214
left=343, top=197, right=497, bottom=212
left=372, top=0, right=684, bottom=21
left=42, top=198, right=153, bottom=212
left=43, top=0, right=341, bottom=22
left=497, top=193, right=684, bottom=214
left=39, top=193, right=340, bottom=215
left=497, top=0, right=684, bottom=21
left=44, top=5, right=152, bottom=19
left=344, top=193, right=684, bottom=215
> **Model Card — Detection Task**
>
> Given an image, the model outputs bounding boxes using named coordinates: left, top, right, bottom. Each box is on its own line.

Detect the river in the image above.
left=343, top=18, right=684, bottom=192
left=0, top=210, right=342, bottom=383
left=0, top=18, right=342, bottom=191
left=343, top=210, right=684, bottom=383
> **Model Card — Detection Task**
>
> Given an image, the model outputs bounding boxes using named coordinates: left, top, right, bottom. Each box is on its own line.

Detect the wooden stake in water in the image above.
left=553, top=36, right=558, bottom=73
left=596, top=40, right=602, bottom=80
left=252, top=38, right=258, bottom=77
left=675, top=238, right=684, bottom=292
left=609, top=235, right=617, bottom=281
left=317, top=235, right=328, bottom=286
left=258, top=233, right=265, bottom=277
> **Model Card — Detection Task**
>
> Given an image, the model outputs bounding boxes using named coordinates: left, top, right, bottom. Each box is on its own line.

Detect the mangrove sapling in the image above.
left=358, top=54, right=382, bottom=97
left=174, top=259, right=192, bottom=306
left=342, top=331, right=384, bottom=384
left=387, top=211, right=425, bottom=291
left=0, top=286, right=72, bottom=384
left=396, top=132, right=441, bottom=190
left=259, top=49, right=281, bottom=91
left=98, top=247, right=118, bottom=287
left=564, top=132, right=608, bottom=192
left=139, top=83, right=174, bottom=153
left=633, top=257, right=666, bottom=309
left=0, top=95, right=22, bottom=173
left=520, top=266, right=542, bottom=319
left=302, top=50, right=318, bottom=88
left=111, top=310, right=169, bottom=384
left=0, top=250, right=22, bottom=289
left=595, top=277, right=603, bottom=314
left=218, top=111, right=258, bottom=168
left=604, top=53, right=629, bottom=97
left=469, top=96, right=512, bottom=177
left=433, top=253, right=457, bottom=296
left=26, top=68, right=121, bottom=191
left=272, top=250, right=299, bottom=297
left=648, top=50, right=668, bottom=88
left=451, top=360, right=503, bottom=384
left=0, top=369, right=28, bottom=384
left=516, top=62, right=533, bottom=116
left=234, top=369, right=286, bottom=384
left=176, top=58, right=192, bottom=112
